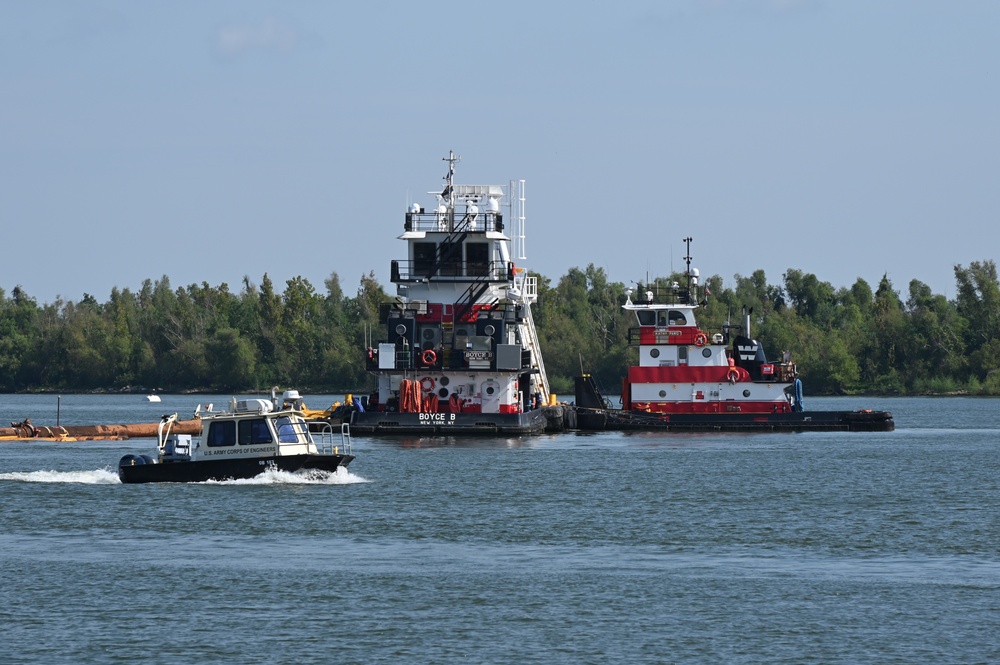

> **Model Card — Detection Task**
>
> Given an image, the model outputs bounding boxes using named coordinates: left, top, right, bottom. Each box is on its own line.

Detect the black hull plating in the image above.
left=348, top=409, right=548, bottom=435
left=118, top=454, right=354, bottom=484
left=575, top=407, right=894, bottom=433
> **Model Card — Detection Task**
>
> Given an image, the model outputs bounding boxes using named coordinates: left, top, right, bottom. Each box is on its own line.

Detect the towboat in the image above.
left=347, top=152, right=551, bottom=435
left=575, top=239, right=894, bottom=432
left=118, top=389, right=354, bottom=483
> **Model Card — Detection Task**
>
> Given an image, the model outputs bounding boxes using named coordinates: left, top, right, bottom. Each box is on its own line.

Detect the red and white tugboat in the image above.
left=575, top=238, right=894, bottom=432
left=348, top=152, right=551, bottom=435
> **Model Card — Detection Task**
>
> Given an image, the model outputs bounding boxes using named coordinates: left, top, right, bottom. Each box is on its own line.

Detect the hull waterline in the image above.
left=349, top=409, right=547, bottom=435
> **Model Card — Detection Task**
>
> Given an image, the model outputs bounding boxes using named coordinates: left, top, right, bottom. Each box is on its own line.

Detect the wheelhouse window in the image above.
left=466, top=242, right=489, bottom=277
left=206, top=421, right=236, bottom=447
left=413, top=242, right=437, bottom=277
left=669, top=310, right=688, bottom=325
left=238, top=418, right=273, bottom=445
left=636, top=310, right=656, bottom=326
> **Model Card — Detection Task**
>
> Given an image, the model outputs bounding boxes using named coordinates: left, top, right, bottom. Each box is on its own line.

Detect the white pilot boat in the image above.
left=118, top=389, right=354, bottom=483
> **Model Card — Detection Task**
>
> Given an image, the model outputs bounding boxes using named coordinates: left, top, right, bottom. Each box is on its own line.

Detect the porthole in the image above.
left=649, top=348, right=660, bottom=358
left=701, top=348, right=712, bottom=358
left=440, top=376, right=450, bottom=386
left=743, top=389, right=751, bottom=398
left=658, top=389, right=666, bottom=398
left=438, top=387, right=449, bottom=399
left=486, top=385, right=496, bottom=396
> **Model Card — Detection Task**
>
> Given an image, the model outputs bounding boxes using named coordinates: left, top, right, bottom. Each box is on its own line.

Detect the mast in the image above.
left=682, top=236, right=696, bottom=304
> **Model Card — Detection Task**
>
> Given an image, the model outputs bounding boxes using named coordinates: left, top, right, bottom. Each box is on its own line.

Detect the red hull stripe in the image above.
left=638, top=327, right=706, bottom=345
left=630, top=401, right=793, bottom=414
left=628, top=366, right=751, bottom=383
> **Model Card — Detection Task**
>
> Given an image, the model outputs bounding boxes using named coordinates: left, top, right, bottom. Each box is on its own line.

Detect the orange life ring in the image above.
left=695, top=333, right=708, bottom=347
left=421, top=349, right=437, bottom=366
left=727, top=368, right=740, bottom=384
left=420, top=376, right=436, bottom=392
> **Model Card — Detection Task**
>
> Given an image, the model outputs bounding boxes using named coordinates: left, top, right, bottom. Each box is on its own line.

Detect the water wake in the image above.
left=206, top=466, right=369, bottom=485
left=0, top=469, right=120, bottom=484
left=0, top=466, right=367, bottom=486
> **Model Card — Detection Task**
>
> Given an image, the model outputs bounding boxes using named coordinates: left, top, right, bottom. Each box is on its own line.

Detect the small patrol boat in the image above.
left=575, top=239, right=894, bottom=432
left=118, top=389, right=354, bottom=483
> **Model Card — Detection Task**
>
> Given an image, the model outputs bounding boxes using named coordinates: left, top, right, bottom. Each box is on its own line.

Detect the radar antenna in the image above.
left=441, top=150, right=460, bottom=204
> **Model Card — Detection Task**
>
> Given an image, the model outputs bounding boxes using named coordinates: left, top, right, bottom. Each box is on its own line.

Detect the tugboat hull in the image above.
left=118, top=453, right=354, bottom=484
left=348, top=409, right=548, bottom=435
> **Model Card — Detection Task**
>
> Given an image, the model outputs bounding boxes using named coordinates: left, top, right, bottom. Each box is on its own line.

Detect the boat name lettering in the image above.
left=419, top=413, right=457, bottom=423
left=655, top=328, right=681, bottom=336
left=203, top=446, right=277, bottom=456
left=464, top=350, right=494, bottom=360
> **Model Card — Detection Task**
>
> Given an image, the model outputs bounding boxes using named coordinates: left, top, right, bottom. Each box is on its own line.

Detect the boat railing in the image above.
left=309, top=420, right=352, bottom=456
left=404, top=210, right=505, bottom=234
left=627, top=284, right=695, bottom=306
left=521, top=274, right=538, bottom=301
left=156, top=413, right=179, bottom=454
left=391, top=259, right=514, bottom=283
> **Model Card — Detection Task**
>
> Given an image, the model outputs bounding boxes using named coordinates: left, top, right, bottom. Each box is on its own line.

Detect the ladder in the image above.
left=518, top=275, right=550, bottom=402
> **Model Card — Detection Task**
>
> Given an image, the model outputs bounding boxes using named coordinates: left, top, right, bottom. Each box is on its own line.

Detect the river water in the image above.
left=1, top=394, right=998, bottom=664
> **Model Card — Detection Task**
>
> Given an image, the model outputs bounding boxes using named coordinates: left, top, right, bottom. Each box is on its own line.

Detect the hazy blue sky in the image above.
left=2, top=0, right=997, bottom=305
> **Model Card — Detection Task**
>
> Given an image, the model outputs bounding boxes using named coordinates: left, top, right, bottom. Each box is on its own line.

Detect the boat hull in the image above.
left=575, top=407, right=894, bottom=433
left=347, top=409, right=548, bottom=435
left=118, top=453, right=354, bottom=484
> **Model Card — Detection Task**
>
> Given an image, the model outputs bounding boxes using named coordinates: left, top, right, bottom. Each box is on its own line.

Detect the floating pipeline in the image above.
left=1, top=418, right=203, bottom=441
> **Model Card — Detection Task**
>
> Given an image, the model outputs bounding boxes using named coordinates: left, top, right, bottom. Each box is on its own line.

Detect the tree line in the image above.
left=2, top=261, right=998, bottom=396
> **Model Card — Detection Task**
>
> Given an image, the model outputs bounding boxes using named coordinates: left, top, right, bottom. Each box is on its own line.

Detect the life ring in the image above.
left=727, top=368, right=740, bottom=384
left=420, top=376, right=436, bottom=393
left=421, top=349, right=437, bottom=366
left=694, top=333, right=708, bottom=347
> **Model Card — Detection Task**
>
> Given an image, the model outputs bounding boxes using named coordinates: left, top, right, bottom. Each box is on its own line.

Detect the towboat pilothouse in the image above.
left=349, top=152, right=550, bottom=434
left=118, top=389, right=354, bottom=483
left=576, top=239, right=894, bottom=432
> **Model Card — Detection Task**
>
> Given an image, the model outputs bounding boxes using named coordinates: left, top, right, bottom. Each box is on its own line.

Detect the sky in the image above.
left=2, top=0, right=997, bottom=306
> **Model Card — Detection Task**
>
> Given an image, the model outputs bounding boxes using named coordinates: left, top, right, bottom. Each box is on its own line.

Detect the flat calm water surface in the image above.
left=1, top=395, right=998, bottom=664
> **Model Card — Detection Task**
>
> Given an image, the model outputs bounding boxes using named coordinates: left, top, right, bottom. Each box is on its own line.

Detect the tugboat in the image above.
left=348, top=152, right=551, bottom=434
left=575, top=238, right=894, bottom=432
left=118, top=389, right=354, bottom=483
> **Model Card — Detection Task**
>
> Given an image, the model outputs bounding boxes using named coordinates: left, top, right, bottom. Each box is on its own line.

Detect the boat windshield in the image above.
left=274, top=415, right=309, bottom=444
